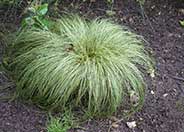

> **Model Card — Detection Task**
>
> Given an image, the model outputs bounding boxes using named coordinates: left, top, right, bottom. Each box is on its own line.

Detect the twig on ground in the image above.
left=171, top=76, right=184, bottom=82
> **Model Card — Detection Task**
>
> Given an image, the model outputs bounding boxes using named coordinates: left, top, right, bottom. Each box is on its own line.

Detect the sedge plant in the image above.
left=4, top=15, right=154, bottom=116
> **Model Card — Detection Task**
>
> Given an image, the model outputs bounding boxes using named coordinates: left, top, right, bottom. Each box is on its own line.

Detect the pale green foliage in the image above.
left=137, top=0, right=145, bottom=5
left=180, top=20, right=184, bottom=27
left=5, top=16, right=153, bottom=115
left=47, top=117, right=68, bottom=132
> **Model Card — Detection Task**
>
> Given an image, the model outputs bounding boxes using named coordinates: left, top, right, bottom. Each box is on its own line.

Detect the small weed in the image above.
left=137, top=0, right=145, bottom=5
left=47, top=110, right=75, bottom=132
left=21, top=1, right=52, bottom=30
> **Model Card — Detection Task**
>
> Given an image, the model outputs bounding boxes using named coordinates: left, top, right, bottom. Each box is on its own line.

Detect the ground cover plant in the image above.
left=47, top=110, right=74, bottom=132
left=4, top=14, right=154, bottom=117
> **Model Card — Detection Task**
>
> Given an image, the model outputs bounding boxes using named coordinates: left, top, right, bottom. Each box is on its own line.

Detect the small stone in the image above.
left=129, top=17, right=134, bottom=23
left=109, top=120, right=112, bottom=124
left=151, top=5, right=155, bottom=9
left=163, top=93, right=168, bottom=97
left=179, top=9, right=184, bottom=14
left=139, top=117, right=143, bottom=121
left=106, top=10, right=116, bottom=16
left=112, top=122, right=119, bottom=128
left=150, top=69, right=155, bottom=78
left=151, top=90, right=154, bottom=95
left=6, top=122, right=10, bottom=125
left=126, top=121, right=136, bottom=128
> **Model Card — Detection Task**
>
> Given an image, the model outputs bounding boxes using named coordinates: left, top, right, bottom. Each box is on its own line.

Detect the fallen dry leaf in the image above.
left=112, top=122, right=119, bottom=128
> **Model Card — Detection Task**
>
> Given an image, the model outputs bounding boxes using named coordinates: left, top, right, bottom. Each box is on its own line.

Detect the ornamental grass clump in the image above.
left=5, top=16, right=153, bottom=115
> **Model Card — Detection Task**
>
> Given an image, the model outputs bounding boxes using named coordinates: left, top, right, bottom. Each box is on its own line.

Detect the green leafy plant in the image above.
left=21, top=2, right=51, bottom=30
left=137, top=0, right=145, bottom=5
left=47, top=117, right=66, bottom=132
left=5, top=15, right=154, bottom=115
left=47, top=111, right=74, bottom=132
left=0, top=0, right=15, bottom=5
left=107, top=0, right=114, bottom=4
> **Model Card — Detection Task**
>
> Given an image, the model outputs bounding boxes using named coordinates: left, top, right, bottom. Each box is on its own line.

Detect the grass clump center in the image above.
left=4, top=15, right=154, bottom=115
